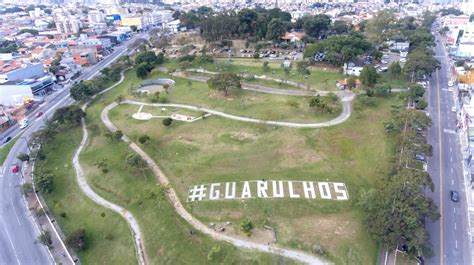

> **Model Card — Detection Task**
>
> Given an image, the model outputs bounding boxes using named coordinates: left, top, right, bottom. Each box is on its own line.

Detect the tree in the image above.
left=262, top=61, right=270, bottom=73
left=347, top=76, right=357, bottom=89
left=299, top=14, right=331, bottom=38
left=416, top=100, right=428, bottom=110
left=130, top=25, right=138, bottom=32
left=17, top=152, right=30, bottom=162
left=266, top=18, right=285, bottom=41
left=365, top=10, right=397, bottom=46
left=51, top=105, right=85, bottom=125
left=374, top=84, right=391, bottom=97
left=388, top=62, right=402, bottom=79
left=359, top=65, right=379, bottom=88
left=403, top=47, right=440, bottom=82
left=136, top=63, right=149, bottom=79
left=70, top=82, right=94, bottom=101
left=162, top=118, right=173, bottom=126
left=207, top=73, right=242, bottom=96
left=38, top=231, right=52, bottom=247
left=296, top=61, right=310, bottom=76
left=240, top=218, right=253, bottom=236
left=66, top=228, right=87, bottom=251
left=135, top=51, right=162, bottom=71
left=0, top=40, right=18, bottom=53
left=34, top=173, right=54, bottom=194
left=126, top=153, right=145, bottom=169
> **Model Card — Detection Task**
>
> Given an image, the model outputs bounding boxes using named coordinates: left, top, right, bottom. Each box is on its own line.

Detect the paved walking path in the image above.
left=72, top=73, right=148, bottom=265
left=101, top=102, right=329, bottom=264
left=122, top=99, right=353, bottom=128
left=72, top=68, right=349, bottom=265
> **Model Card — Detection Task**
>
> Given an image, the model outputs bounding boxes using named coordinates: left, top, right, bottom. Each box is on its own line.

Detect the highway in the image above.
left=426, top=31, right=471, bottom=265
left=0, top=33, right=143, bottom=265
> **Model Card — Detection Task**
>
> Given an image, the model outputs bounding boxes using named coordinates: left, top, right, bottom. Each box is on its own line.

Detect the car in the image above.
left=452, top=106, right=457, bottom=112
left=414, top=153, right=426, bottom=161
left=3, top=136, right=12, bottom=144
left=20, top=119, right=29, bottom=129
left=450, top=190, right=459, bottom=202
left=448, top=81, right=454, bottom=87
left=36, top=111, right=43, bottom=118
left=11, top=164, right=20, bottom=174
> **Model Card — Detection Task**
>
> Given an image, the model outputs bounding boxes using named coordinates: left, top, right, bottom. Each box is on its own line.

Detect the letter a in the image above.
left=241, top=181, right=252, bottom=198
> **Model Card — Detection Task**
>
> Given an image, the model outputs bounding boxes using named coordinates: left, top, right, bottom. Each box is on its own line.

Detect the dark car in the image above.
left=451, top=190, right=459, bottom=202
left=3, top=136, right=12, bottom=144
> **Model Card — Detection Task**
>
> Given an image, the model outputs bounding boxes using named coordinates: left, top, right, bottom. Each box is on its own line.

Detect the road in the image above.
left=0, top=33, right=144, bottom=265
left=426, top=31, right=471, bottom=265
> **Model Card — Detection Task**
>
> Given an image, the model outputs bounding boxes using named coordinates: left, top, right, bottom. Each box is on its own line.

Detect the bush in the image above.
left=240, top=218, right=253, bottom=236
left=177, top=54, right=196, bottom=62
left=138, top=135, right=150, bottom=144
left=358, top=95, right=377, bottom=107
left=17, top=152, right=30, bottom=162
left=38, top=231, right=52, bottom=247
left=162, top=118, right=173, bottom=127
left=21, top=183, right=33, bottom=195
left=59, top=212, right=67, bottom=218
left=34, top=174, right=55, bottom=194
left=416, top=100, right=428, bottom=110
left=66, top=228, right=87, bottom=251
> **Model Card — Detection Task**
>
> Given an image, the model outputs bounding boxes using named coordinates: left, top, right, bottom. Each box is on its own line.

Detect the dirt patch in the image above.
left=177, top=135, right=194, bottom=144
left=278, top=214, right=358, bottom=254
left=277, top=140, right=323, bottom=167
left=207, top=91, right=235, bottom=101
left=229, top=131, right=258, bottom=141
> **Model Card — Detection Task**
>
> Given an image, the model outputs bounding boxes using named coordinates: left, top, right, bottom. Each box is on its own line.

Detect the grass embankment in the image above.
left=76, top=70, right=299, bottom=264
left=163, top=59, right=343, bottom=91
left=0, top=135, right=19, bottom=165
left=111, top=72, right=401, bottom=265
left=37, top=125, right=137, bottom=264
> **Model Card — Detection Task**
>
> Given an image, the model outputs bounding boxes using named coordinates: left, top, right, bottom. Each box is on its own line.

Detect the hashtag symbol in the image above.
left=188, top=185, right=207, bottom=202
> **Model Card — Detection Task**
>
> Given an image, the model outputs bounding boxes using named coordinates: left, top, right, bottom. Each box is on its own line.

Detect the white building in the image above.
left=55, top=17, right=82, bottom=34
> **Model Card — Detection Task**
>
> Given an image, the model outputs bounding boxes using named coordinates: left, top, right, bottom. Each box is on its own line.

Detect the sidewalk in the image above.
left=22, top=161, right=78, bottom=265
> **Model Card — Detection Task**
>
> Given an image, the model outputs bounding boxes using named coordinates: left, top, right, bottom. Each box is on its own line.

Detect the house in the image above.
left=336, top=78, right=361, bottom=90
left=281, top=32, right=306, bottom=43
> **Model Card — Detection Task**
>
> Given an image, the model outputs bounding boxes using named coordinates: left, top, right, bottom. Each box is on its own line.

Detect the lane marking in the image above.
left=455, top=240, right=458, bottom=249
left=454, top=207, right=456, bottom=213
left=436, top=69, right=444, bottom=265
left=451, top=168, right=454, bottom=174
left=1, top=220, right=21, bottom=265
left=455, top=222, right=457, bottom=230
left=10, top=197, right=22, bottom=226
left=452, top=179, right=454, bottom=185
left=451, top=157, right=453, bottom=162
left=450, top=147, right=452, bottom=153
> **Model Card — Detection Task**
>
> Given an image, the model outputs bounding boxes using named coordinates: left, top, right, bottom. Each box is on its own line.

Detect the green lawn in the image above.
left=36, top=125, right=137, bottom=264
left=74, top=69, right=301, bottom=264
left=109, top=69, right=400, bottom=264
left=127, top=70, right=342, bottom=123
left=163, top=59, right=343, bottom=91
left=0, top=135, right=19, bottom=165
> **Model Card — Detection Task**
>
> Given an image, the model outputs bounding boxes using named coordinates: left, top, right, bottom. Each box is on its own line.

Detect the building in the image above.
left=121, top=16, right=145, bottom=30
left=55, top=17, right=82, bottom=34
left=0, top=63, right=44, bottom=83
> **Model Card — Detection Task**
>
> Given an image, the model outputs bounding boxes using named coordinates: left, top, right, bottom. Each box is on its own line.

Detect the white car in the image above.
left=452, top=106, right=457, bottom=112
left=448, top=81, right=454, bottom=87
left=19, top=118, right=29, bottom=129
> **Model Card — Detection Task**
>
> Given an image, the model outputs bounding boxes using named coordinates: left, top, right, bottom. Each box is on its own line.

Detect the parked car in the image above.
left=414, top=153, right=426, bottom=162
left=450, top=190, right=459, bottom=202
left=36, top=111, right=43, bottom=118
left=452, top=106, right=457, bottom=112
left=11, top=164, right=20, bottom=174
left=448, top=81, right=454, bottom=87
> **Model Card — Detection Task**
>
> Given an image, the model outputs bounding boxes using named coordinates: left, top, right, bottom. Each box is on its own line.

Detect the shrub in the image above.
left=416, top=100, right=428, bottom=110
left=38, top=231, right=52, bottom=246
left=240, top=218, right=253, bottom=236
left=358, top=95, right=377, bottom=107
left=66, top=228, right=87, bottom=251
left=162, top=118, right=173, bottom=127
left=138, top=135, right=150, bottom=144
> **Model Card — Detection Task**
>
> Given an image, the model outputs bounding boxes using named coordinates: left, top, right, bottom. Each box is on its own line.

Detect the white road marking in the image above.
left=455, top=240, right=458, bottom=249
left=450, top=147, right=452, bottom=153
left=1, top=220, right=21, bottom=265
left=451, top=168, right=454, bottom=173
left=455, top=222, right=457, bottom=230
left=452, top=179, right=454, bottom=185
left=454, top=207, right=456, bottom=213
left=10, top=197, right=22, bottom=226
left=451, top=157, right=453, bottom=162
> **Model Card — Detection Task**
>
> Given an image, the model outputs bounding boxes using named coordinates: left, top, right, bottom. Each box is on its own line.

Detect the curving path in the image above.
left=72, top=73, right=148, bottom=265
left=72, top=68, right=349, bottom=265
left=101, top=102, right=329, bottom=264
left=122, top=99, right=353, bottom=128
